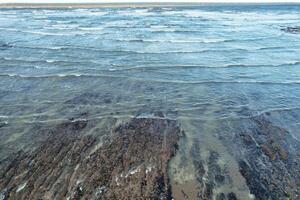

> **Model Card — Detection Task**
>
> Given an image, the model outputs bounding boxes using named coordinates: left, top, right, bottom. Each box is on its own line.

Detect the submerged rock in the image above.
left=228, top=114, right=300, bottom=200
left=0, top=116, right=181, bottom=200
left=65, top=92, right=113, bottom=105
left=0, top=42, right=12, bottom=50
left=0, top=121, right=8, bottom=128
left=281, top=26, right=300, bottom=34
left=173, top=137, right=237, bottom=200
left=192, top=149, right=232, bottom=200
left=227, top=192, right=238, bottom=200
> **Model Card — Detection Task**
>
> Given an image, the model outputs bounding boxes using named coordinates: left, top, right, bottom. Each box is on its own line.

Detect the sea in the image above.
left=0, top=4, right=300, bottom=199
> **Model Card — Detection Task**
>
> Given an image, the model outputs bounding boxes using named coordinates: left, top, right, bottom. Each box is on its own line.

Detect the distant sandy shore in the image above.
left=0, top=2, right=298, bottom=9
left=1, top=3, right=221, bottom=9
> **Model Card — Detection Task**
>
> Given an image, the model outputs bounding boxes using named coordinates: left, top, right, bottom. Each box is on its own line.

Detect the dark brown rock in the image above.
left=227, top=114, right=300, bottom=200
left=0, top=117, right=181, bottom=200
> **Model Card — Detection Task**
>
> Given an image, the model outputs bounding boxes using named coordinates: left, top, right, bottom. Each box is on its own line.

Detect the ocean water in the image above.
left=1, top=4, right=300, bottom=198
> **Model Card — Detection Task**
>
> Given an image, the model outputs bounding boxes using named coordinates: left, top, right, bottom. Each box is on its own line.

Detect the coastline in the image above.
left=0, top=2, right=299, bottom=9
left=1, top=4, right=300, bottom=200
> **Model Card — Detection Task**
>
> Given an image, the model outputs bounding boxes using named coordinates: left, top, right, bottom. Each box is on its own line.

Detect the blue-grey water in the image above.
left=0, top=5, right=300, bottom=199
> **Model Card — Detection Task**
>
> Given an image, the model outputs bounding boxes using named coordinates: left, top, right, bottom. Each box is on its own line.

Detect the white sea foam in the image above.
left=16, top=182, right=27, bottom=193
left=142, top=38, right=229, bottom=43
left=0, top=27, right=87, bottom=36
left=0, top=115, right=9, bottom=119
left=73, top=9, right=108, bottom=16
left=78, top=27, right=104, bottom=31
left=46, top=60, right=56, bottom=63
left=118, top=9, right=152, bottom=16
left=47, top=46, right=64, bottom=50
left=25, top=30, right=86, bottom=36
left=45, top=24, right=80, bottom=30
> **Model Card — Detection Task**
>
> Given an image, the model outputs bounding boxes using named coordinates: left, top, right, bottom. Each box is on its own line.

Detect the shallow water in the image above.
left=0, top=4, right=300, bottom=199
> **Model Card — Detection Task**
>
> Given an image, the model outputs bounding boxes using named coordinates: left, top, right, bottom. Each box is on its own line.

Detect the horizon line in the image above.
left=1, top=2, right=300, bottom=8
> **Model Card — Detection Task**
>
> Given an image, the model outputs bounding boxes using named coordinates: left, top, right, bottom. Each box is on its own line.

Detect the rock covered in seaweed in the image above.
left=227, top=113, right=300, bottom=200
left=0, top=116, right=181, bottom=200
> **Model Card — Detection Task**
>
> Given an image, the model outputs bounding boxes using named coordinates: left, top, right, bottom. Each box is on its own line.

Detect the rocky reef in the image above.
left=0, top=116, right=181, bottom=200
left=1, top=109, right=299, bottom=200
left=170, top=111, right=300, bottom=200
left=226, top=114, right=300, bottom=200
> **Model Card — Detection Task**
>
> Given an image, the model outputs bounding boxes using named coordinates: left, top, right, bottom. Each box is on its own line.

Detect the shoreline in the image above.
left=0, top=2, right=299, bottom=9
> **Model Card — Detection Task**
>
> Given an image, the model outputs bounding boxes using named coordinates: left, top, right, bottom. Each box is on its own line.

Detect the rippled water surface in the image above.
left=1, top=4, right=300, bottom=199
left=1, top=5, right=300, bottom=121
